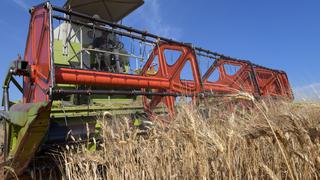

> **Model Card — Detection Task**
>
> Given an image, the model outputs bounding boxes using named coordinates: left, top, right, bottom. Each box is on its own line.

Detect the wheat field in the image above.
left=52, top=100, right=320, bottom=180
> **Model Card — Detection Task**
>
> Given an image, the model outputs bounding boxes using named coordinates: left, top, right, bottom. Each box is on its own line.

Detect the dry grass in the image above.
left=17, top=100, right=320, bottom=179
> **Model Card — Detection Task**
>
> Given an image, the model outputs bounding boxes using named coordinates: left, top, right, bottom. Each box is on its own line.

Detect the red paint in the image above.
left=23, top=7, right=51, bottom=103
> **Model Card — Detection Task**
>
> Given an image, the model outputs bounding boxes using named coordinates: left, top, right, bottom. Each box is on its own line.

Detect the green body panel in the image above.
left=9, top=103, right=49, bottom=127
left=7, top=102, right=51, bottom=175
left=51, top=98, right=166, bottom=118
left=54, top=40, right=81, bottom=65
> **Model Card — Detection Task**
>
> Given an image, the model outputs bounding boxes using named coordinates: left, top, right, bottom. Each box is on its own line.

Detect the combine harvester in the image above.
left=0, top=0, right=293, bottom=178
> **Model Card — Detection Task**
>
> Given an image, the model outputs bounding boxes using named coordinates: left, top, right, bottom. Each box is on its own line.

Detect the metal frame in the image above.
left=51, top=4, right=287, bottom=73
left=5, top=2, right=293, bottom=118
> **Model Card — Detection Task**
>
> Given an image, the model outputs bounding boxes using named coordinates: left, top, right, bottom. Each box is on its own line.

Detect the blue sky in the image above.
left=1, top=0, right=320, bottom=100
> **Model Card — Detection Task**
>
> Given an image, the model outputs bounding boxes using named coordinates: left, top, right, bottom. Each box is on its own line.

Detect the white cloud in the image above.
left=12, top=0, right=29, bottom=10
left=123, top=0, right=182, bottom=39
left=293, top=83, right=320, bottom=101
